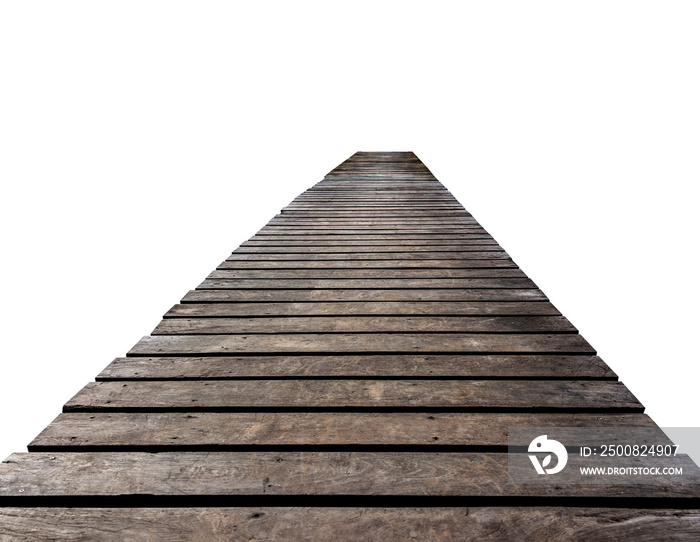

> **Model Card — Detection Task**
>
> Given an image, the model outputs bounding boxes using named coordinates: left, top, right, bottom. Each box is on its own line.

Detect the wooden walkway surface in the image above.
left=1, top=152, right=699, bottom=540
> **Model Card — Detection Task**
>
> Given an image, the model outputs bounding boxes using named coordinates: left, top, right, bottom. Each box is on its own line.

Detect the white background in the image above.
left=0, top=2, right=698, bottom=462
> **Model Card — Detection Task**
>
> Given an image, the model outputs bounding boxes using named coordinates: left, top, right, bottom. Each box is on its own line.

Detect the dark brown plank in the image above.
left=258, top=227, right=486, bottom=233
left=165, top=301, right=561, bottom=317
left=182, top=289, right=547, bottom=303
left=63, top=379, right=636, bottom=411
left=250, top=235, right=495, bottom=241
left=233, top=245, right=504, bottom=253
left=1, top=452, right=697, bottom=499
left=197, top=278, right=534, bottom=290
left=30, top=412, right=654, bottom=450
left=97, top=354, right=615, bottom=380
left=226, top=252, right=511, bottom=261
left=255, top=231, right=491, bottom=237
left=128, top=332, right=594, bottom=355
left=259, top=225, right=486, bottom=231
left=1, top=507, right=699, bottom=541
left=209, top=268, right=525, bottom=278
left=282, top=206, right=467, bottom=211
left=268, top=218, right=479, bottom=223
left=244, top=239, right=498, bottom=247
left=282, top=215, right=471, bottom=219
left=151, top=316, right=576, bottom=335
left=217, top=259, right=519, bottom=269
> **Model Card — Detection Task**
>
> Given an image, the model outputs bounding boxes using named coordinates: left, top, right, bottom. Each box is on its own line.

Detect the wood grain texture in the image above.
left=257, top=229, right=489, bottom=236
left=217, top=258, right=520, bottom=269
left=197, top=278, right=535, bottom=290
left=63, top=380, right=639, bottom=411
left=165, top=301, right=561, bottom=317
left=247, top=234, right=496, bottom=241
left=1, top=507, right=699, bottom=542
left=97, top=354, right=616, bottom=380
left=233, top=245, right=504, bottom=253
left=128, top=332, right=594, bottom=355
left=31, top=412, right=653, bottom=449
left=243, top=238, right=499, bottom=246
left=181, top=288, right=548, bottom=302
left=151, top=315, right=576, bottom=335
left=1, top=452, right=697, bottom=499
left=226, top=251, right=510, bottom=261
left=208, top=268, right=526, bottom=278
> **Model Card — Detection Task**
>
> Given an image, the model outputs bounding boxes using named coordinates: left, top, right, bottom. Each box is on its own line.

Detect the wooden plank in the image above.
left=266, top=219, right=479, bottom=223
left=281, top=201, right=462, bottom=204
left=97, top=354, right=616, bottom=380
left=243, top=239, right=499, bottom=246
left=284, top=200, right=463, bottom=204
left=197, top=278, right=534, bottom=290
left=165, top=301, right=561, bottom=317
left=232, top=245, right=504, bottom=253
left=217, top=259, right=519, bottom=269
left=1, top=507, right=699, bottom=541
left=247, top=235, right=497, bottom=241
left=261, top=223, right=483, bottom=228
left=225, top=252, right=511, bottom=261
left=255, top=232, right=491, bottom=238
left=273, top=210, right=474, bottom=214
left=208, top=268, right=526, bottom=278
left=30, top=412, right=653, bottom=450
left=181, top=289, right=548, bottom=303
left=262, top=224, right=486, bottom=230
left=276, top=207, right=468, bottom=211
left=264, top=222, right=481, bottom=228
left=303, top=188, right=448, bottom=193
left=259, top=227, right=486, bottom=233
left=278, top=211, right=472, bottom=217
left=128, top=332, right=593, bottom=356
left=1, top=452, right=697, bottom=499
left=63, top=379, right=636, bottom=411
left=286, top=203, right=463, bottom=208
left=151, top=316, right=577, bottom=335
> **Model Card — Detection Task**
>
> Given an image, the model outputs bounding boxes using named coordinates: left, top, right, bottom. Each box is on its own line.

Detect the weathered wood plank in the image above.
left=217, top=259, right=519, bottom=269
left=256, top=230, right=491, bottom=236
left=1, top=507, right=699, bottom=542
left=258, top=227, right=486, bottom=233
left=254, top=231, right=491, bottom=236
left=1, top=452, right=697, bottom=499
left=209, top=268, right=526, bottom=279
left=233, top=245, right=504, bottom=253
left=197, top=278, right=534, bottom=290
left=151, top=316, right=576, bottom=335
left=97, top=354, right=615, bottom=380
left=267, top=219, right=480, bottom=224
left=268, top=215, right=476, bottom=221
left=30, top=412, right=653, bottom=450
left=226, top=252, right=511, bottom=261
left=278, top=211, right=472, bottom=217
left=263, top=224, right=484, bottom=230
left=244, top=238, right=499, bottom=246
left=181, top=289, right=547, bottom=302
left=128, top=332, right=593, bottom=355
left=63, top=379, right=636, bottom=411
left=282, top=206, right=467, bottom=211
left=165, top=301, right=561, bottom=317
left=284, top=200, right=464, bottom=204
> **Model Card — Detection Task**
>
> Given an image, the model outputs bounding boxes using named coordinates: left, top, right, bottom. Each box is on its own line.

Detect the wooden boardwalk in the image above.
left=1, top=152, right=699, bottom=540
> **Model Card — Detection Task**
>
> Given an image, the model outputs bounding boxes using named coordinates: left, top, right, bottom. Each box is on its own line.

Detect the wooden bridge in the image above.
left=1, top=152, right=699, bottom=540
